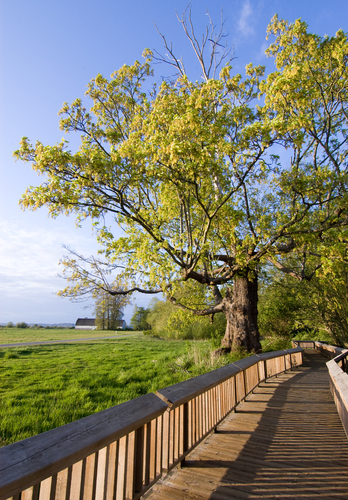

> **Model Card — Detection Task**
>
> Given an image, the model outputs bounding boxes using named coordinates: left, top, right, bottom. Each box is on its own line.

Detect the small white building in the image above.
left=114, top=319, right=126, bottom=330
left=75, top=318, right=97, bottom=330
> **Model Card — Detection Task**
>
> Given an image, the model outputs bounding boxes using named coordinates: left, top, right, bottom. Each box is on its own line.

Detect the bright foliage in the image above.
left=15, top=17, right=348, bottom=316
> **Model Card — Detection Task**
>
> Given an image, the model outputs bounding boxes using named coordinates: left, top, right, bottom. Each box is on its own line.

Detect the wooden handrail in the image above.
left=319, top=343, right=348, bottom=438
left=0, top=347, right=304, bottom=500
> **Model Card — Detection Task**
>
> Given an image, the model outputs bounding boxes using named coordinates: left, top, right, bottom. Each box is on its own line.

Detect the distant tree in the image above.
left=130, top=305, right=151, bottom=331
left=6, top=322, right=14, bottom=328
left=95, top=290, right=129, bottom=330
left=16, top=322, right=28, bottom=329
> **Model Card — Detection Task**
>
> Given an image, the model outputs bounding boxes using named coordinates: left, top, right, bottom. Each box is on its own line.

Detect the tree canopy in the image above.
left=15, top=15, right=348, bottom=351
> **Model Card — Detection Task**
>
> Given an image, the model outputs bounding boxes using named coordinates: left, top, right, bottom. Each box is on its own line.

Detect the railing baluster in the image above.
left=161, top=411, right=169, bottom=472
left=156, top=415, right=162, bottom=479
left=105, top=442, right=118, bottom=500
left=116, top=435, right=128, bottom=500
left=38, top=477, right=52, bottom=500
left=83, top=453, right=98, bottom=500
left=169, top=410, right=174, bottom=467
left=95, top=448, right=107, bottom=500
left=56, top=468, right=71, bottom=500
left=149, top=419, right=157, bottom=482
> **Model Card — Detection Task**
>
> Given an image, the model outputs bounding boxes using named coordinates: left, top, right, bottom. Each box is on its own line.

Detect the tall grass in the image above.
left=0, top=332, right=293, bottom=447
left=0, top=335, right=192, bottom=446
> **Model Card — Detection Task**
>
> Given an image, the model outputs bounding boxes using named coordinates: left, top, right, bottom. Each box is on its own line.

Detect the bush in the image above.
left=4, top=351, right=19, bottom=359
left=16, top=322, right=28, bottom=329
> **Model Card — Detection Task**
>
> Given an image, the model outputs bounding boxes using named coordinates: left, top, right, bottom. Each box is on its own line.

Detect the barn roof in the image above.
left=75, top=318, right=96, bottom=326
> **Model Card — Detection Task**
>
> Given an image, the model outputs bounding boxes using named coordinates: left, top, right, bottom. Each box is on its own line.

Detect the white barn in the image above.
left=75, top=318, right=97, bottom=330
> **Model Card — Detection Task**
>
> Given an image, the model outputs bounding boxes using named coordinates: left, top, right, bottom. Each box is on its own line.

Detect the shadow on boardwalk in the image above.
left=146, top=351, right=348, bottom=499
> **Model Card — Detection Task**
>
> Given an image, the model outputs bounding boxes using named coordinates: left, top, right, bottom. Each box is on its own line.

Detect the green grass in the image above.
left=0, top=328, right=137, bottom=343
left=0, top=331, right=293, bottom=447
left=0, top=335, right=212, bottom=447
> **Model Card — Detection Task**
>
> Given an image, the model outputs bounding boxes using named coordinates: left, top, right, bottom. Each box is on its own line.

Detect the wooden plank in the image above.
left=83, top=454, right=97, bottom=500
left=105, top=442, right=118, bottom=500
left=95, top=447, right=107, bottom=500
left=0, top=394, right=168, bottom=500
left=155, top=416, right=162, bottom=478
left=169, top=410, right=174, bottom=467
left=149, top=419, right=157, bottom=482
left=161, top=411, right=169, bottom=472
left=21, top=484, right=39, bottom=500
left=55, top=468, right=71, bottom=500
left=156, top=365, right=241, bottom=408
left=38, top=477, right=52, bottom=500
left=174, top=407, right=180, bottom=462
left=125, top=431, right=135, bottom=499
left=69, top=460, right=84, bottom=500
left=115, top=435, right=127, bottom=500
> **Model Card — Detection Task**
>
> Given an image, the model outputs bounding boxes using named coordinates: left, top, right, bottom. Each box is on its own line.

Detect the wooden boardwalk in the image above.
left=145, top=350, right=348, bottom=499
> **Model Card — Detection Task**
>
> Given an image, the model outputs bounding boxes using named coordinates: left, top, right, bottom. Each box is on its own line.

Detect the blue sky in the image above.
left=1, top=0, right=348, bottom=325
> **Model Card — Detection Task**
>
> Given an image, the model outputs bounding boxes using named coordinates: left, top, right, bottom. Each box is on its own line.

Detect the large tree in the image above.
left=16, top=15, right=348, bottom=352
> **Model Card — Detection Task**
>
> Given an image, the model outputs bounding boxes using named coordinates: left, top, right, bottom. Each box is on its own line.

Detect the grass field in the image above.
left=0, top=332, right=232, bottom=447
left=0, top=330, right=291, bottom=447
left=0, top=328, right=136, bottom=343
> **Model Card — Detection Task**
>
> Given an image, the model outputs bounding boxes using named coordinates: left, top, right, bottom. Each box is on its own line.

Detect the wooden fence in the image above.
left=0, top=348, right=303, bottom=500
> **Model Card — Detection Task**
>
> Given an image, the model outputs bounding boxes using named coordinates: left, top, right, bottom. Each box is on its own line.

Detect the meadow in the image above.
left=0, top=327, right=135, bottom=343
left=0, top=329, right=291, bottom=447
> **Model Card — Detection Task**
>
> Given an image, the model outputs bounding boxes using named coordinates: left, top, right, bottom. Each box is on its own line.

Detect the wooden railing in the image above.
left=311, top=341, right=348, bottom=438
left=293, top=339, right=348, bottom=438
left=0, top=348, right=303, bottom=500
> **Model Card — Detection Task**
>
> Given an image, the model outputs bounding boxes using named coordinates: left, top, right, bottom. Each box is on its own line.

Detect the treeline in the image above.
left=259, top=261, right=348, bottom=347
left=130, top=263, right=348, bottom=347
left=3, top=323, right=74, bottom=329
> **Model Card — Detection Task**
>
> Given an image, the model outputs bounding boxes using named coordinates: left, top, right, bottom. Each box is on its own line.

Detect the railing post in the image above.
left=264, top=359, right=267, bottom=382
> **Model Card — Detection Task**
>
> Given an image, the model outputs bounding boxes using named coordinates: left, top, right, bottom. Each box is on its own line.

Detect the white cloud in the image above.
left=0, top=219, right=100, bottom=322
left=0, top=219, right=152, bottom=324
left=238, top=0, right=255, bottom=36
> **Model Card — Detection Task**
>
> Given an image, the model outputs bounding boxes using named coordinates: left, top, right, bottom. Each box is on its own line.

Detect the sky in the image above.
left=1, top=0, right=348, bottom=325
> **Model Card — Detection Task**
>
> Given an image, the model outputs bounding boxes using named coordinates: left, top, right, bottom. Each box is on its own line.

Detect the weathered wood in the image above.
left=155, top=416, right=162, bottom=478
left=95, top=448, right=107, bottom=500
left=156, top=365, right=241, bottom=408
left=115, top=435, right=127, bottom=500
left=83, top=453, right=97, bottom=500
left=38, top=477, right=52, bottom=500
left=161, top=411, right=169, bottom=472
left=105, top=442, right=118, bottom=500
left=327, top=357, right=348, bottom=439
left=0, top=394, right=167, bottom=500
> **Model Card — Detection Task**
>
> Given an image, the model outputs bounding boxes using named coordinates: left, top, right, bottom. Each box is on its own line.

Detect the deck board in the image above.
left=145, top=350, right=348, bottom=499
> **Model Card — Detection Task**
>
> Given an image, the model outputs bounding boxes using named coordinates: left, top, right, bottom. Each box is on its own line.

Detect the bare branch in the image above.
left=153, top=5, right=233, bottom=81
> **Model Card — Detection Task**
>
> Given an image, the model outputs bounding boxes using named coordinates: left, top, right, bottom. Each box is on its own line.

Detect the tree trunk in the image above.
left=221, top=273, right=261, bottom=353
